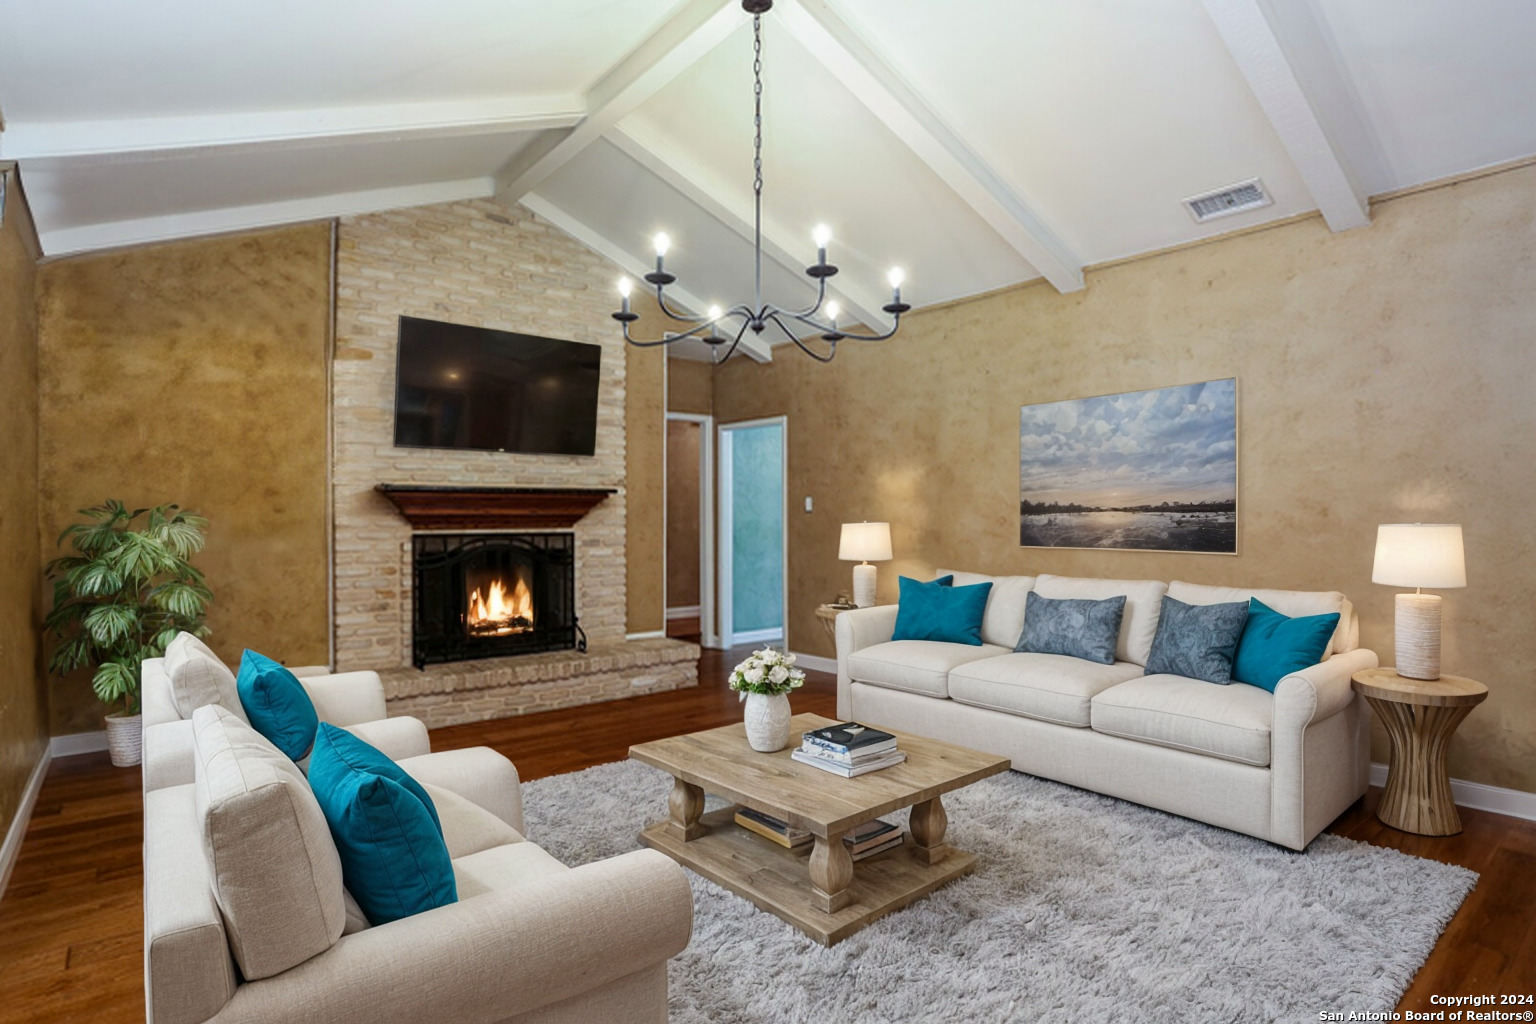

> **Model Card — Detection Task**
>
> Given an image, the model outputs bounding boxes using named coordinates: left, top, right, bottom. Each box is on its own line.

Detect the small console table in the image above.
left=1351, top=667, right=1488, bottom=836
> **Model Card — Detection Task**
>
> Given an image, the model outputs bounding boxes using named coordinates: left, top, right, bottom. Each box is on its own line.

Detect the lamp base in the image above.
left=852, top=563, right=877, bottom=608
left=1395, top=592, right=1442, bottom=680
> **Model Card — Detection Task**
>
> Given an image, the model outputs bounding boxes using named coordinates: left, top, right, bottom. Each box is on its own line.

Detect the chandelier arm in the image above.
left=766, top=314, right=838, bottom=364
left=714, top=318, right=753, bottom=364
left=653, top=286, right=713, bottom=324
left=622, top=316, right=735, bottom=347
left=772, top=306, right=902, bottom=343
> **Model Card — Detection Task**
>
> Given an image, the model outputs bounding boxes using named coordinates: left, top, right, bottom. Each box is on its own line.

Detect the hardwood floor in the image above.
left=1, top=645, right=1531, bottom=1023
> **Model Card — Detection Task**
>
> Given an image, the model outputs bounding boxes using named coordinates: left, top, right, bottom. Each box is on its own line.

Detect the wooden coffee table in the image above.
left=629, top=712, right=1009, bottom=946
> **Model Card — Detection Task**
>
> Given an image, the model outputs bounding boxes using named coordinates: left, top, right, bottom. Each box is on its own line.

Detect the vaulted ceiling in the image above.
left=3, top=0, right=1534, bottom=361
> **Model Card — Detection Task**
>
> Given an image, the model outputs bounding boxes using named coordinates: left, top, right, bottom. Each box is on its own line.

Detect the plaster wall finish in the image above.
left=332, top=200, right=631, bottom=669
left=0, top=171, right=48, bottom=841
left=667, top=357, right=714, bottom=415
left=626, top=344, right=665, bottom=634
left=714, top=163, right=1536, bottom=794
left=667, top=419, right=702, bottom=609
left=37, top=224, right=332, bottom=734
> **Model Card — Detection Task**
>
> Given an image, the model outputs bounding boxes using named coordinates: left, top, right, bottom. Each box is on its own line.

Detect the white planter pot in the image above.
left=743, top=692, right=792, bottom=753
left=105, top=712, right=143, bottom=768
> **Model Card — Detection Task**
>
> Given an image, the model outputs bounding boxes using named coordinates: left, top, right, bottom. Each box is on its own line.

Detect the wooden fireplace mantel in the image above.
left=376, top=485, right=617, bottom=531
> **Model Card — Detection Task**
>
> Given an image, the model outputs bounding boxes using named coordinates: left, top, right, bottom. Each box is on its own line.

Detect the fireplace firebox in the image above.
left=411, top=533, right=583, bottom=668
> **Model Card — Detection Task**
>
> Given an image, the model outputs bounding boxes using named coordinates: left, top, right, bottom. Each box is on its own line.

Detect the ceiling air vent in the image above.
left=1183, top=179, right=1272, bottom=223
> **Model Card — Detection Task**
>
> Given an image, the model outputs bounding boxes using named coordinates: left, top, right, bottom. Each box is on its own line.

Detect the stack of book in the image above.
left=733, top=807, right=812, bottom=848
left=791, top=722, right=907, bottom=778
left=844, top=818, right=904, bottom=861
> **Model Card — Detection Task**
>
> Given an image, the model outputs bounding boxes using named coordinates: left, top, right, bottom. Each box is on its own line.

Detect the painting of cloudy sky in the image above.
left=1019, top=378, right=1237, bottom=553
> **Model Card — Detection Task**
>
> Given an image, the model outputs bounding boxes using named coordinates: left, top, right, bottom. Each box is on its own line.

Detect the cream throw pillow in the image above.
left=166, top=632, right=247, bottom=722
left=193, top=704, right=345, bottom=980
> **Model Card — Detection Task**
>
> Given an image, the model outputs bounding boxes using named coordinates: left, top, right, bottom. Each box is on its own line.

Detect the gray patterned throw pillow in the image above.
left=1015, top=592, right=1126, bottom=665
left=1143, top=595, right=1250, bottom=684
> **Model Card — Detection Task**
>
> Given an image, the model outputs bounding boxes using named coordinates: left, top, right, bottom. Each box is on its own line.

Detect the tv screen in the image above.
left=393, top=316, right=602, bottom=456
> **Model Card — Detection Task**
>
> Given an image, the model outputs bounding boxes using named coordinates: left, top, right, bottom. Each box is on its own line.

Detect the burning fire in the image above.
left=467, top=575, right=534, bottom=636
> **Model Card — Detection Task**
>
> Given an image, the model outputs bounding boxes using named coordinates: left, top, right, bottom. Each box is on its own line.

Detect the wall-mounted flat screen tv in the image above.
left=393, top=316, right=602, bottom=456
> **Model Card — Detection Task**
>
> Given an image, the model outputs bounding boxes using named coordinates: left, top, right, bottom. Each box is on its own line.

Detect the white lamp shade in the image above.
left=1372, top=524, right=1466, bottom=589
left=839, top=522, right=892, bottom=562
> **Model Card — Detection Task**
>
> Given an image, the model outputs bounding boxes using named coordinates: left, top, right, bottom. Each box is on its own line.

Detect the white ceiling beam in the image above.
left=777, top=0, right=1083, bottom=294
left=607, top=124, right=892, bottom=332
left=494, top=0, right=742, bottom=205
left=37, top=177, right=495, bottom=257
left=519, top=192, right=773, bottom=364
left=0, top=97, right=584, bottom=161
left=1200, top=0, right=1370, bottom=231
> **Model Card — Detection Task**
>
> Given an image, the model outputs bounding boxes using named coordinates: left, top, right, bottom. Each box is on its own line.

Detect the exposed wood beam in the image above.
left=37, top=177, right=495, bottom=257
left=0, top=97, right=584, bottom=161
left=607, top=125, right=892, bottom=332
left=494, top=0, right=742, bottom=205
left=777, top=0, right=1083, bottom=294
left=1200, top=0, right=1370, bottom=231
left=519, top=192, right=773, bottom=364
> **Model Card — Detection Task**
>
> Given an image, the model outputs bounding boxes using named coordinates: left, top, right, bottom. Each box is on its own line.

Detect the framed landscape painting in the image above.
left=1019, top=378, right=1237, bottom=553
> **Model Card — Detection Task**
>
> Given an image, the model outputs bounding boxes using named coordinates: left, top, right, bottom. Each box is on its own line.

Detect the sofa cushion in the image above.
left=237, top=650, right=320, bottom=761
left=166, top=632, right=246, bottom=723
left=1167, top=581, right=1350, bottom=658
left=451, top=842, right=570, bottom=900
left=893, top=575, right=991, bottom=645
left=192, top=705, right=345, bottom=981
left=308, top=724, right=457, bottom=927
left=938, top=570, right=1036, bottom=649
left=846, top=640, right=1012, bottom=699
left=1033, top=575, right=1169, bottom=666
left=1091, top=675, right=1273, bottom=766
left=1016, top=592, right=1126, bottom=665
left=1143, top=596, right=1250, bottom=684
left=1231, top=599, right=1340, bottom=693
left=419, top=780, right=526, bottom=859
left=948, top=653, right=1143, bottom=727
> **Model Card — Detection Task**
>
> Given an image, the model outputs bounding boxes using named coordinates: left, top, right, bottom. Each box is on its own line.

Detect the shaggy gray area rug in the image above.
left=522, top=760, right=1476, bottom=1024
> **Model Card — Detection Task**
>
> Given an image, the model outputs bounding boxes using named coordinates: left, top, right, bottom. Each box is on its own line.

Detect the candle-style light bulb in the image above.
left=618, top=277, right=633, bottom=298
left=812, top=223, right=832, bottom=267
left=707, top=304, right=722, bottom=320
left=826, top=300, right=840, bottom=325
left=653, top=232, right=671, bottom=258
left=887, top=267, right=905, bottom=289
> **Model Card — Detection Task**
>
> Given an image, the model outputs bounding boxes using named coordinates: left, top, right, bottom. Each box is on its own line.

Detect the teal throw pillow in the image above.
left=236, top=650, right=319, bottom=761
left=1231, top=599, right=1340, bottom=692
left=1016, top=592, right=1126, bottom=665
left=1143, top=596, right=1250, bottom=684
left=892, top=575, right=991, bottom=645
left=308, top=723, right=456, bottom=926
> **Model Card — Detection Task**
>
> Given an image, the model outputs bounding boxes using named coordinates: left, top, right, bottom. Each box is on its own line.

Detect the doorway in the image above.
left=718, top=416, right=787, bottom=648
left=665, top=413, right=714, bottom=644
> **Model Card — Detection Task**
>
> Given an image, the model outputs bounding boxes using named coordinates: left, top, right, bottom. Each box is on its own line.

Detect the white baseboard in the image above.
left=665, top=605, right=701, bottom=620
left=730, top=628, right=784, bottom=645
left=1369, top=762, right=1536, bottom=822
left=50, top=731, right=109, bottom=758
left=789, top=651, right=837, bottom=675
left=625, top=630, right=666, bottom=641
left=0, top=749, right=50, bottom=899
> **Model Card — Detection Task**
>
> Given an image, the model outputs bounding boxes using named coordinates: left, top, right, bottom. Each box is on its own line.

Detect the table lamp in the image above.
left=839, top=522, right=892, bottom=608
left=1371, top=523, right=1466, bottom=680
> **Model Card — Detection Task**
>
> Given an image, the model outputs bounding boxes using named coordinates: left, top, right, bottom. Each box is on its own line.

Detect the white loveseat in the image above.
left=836, top=572, right=1378, bottom=850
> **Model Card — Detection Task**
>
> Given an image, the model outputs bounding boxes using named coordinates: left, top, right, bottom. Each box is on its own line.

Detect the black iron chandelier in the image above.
left=612, top=0, right=909, bottom=362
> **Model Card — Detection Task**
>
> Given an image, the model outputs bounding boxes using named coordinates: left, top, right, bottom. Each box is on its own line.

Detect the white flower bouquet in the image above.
left=728, top=647, right=806, bottom=699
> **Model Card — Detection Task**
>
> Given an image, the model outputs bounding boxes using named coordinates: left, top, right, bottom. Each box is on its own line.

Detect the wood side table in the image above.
left=814, top=603, right=859, bottom=643
left=1352, top=668, right=1488, bottom=836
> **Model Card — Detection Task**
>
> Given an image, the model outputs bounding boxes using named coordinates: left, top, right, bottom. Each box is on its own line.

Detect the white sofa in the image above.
left=144, top=696, right=694, bottom=1024
left=836, top=572, right=1378, bottom=850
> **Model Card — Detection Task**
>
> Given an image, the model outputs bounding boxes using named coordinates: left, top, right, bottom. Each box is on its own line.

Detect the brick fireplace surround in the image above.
left=330, top=199, right=698, bottom=727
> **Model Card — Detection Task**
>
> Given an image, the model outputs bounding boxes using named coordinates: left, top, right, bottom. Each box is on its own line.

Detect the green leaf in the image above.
left=84, top=603, right=136, bottom=646
left=71, top=561, right=124, bottom=598
left=49, top=634, right=95, bottom=676
left=92, top=660, right=138, bottom=710
left=149, top=581, right=210, bottom=619
left=43, top=601, right=88, bottom=632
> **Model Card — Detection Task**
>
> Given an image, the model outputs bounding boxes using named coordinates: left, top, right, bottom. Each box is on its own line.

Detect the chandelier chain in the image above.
left=752, top=13, right=764, bottom=318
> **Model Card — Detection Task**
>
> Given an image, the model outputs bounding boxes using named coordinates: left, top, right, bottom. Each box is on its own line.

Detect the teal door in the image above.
left=720, top=419, right=785, bottom=645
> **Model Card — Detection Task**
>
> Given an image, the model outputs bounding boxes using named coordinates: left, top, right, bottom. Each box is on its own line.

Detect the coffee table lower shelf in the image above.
left=639, top=806, right=977, bottom=947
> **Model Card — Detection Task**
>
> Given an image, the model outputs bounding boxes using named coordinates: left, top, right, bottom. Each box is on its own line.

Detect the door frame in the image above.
left=666, top=412, right=718, bottom=648
left=717, top=415, right=788, bottom=649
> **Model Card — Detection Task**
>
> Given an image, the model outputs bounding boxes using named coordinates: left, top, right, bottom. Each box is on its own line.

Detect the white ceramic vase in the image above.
left=105, top=711, right=143, bottom=768
left=743, top=692, right=792, bottom=752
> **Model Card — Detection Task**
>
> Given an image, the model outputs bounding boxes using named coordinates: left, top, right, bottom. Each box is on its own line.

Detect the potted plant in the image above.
left=45, top=501, right=213, bottom=766
left=729, top=648, right=806, bottom=752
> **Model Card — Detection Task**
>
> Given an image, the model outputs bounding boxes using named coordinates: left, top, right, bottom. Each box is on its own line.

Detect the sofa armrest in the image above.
left=214, top=850, right=692, bottom=1024
left=342, top=716, right=431, bottom=761
left=398, top=747, right=524, bottom=835
left=288, top=665, right=333, bottom=678
left=835, top=605, right=899, bottom=720
left=1273, top=647, right=1379, bottom=732
left=299, top=671, right=387, bottom=726
left=143, top=719, right=197, bottom=792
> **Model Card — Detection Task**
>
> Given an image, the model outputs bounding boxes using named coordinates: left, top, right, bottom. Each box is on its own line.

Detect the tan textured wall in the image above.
left=666, top=420, right=702, bottom=609
left=0, top=169, right=48, bottom=840
left=667, top=357, right=714, bottom=415
left=37, top=225, right=333, bottom=733
left=714, top=165, right=1536, bottom=794
left=626, top=344, right=665, bottom=634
